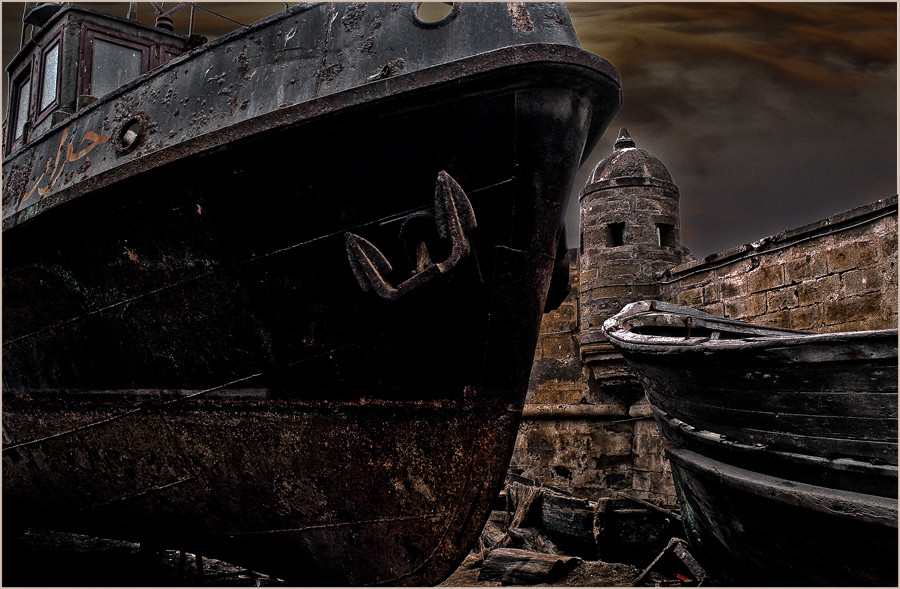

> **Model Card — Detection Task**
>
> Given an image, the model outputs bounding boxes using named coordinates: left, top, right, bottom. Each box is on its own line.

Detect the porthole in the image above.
left=114, top=114, right=147, bottom=155
left=412, top=2, right=460, bottom=28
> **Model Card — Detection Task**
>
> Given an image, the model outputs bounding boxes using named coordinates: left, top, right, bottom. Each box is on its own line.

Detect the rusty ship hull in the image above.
left=2, top=3, right=622, bottom=585
left=602, top=301, right=898, bottom=586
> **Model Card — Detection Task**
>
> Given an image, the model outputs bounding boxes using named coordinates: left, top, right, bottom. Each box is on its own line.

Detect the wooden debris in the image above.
left=634, top=537, right=709, bottom=586
left=594, top=496, right=682, bottom=564
left=504, top=526, right=563, bottom=555
left=540, top=489, right=596, bottom=558
left=478, top=548, right=580, bottom=585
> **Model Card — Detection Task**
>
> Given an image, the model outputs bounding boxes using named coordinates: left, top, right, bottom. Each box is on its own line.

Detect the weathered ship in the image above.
left=2, top=3, right=622, bottom=585
left=602, top=300, right=898, bottom=586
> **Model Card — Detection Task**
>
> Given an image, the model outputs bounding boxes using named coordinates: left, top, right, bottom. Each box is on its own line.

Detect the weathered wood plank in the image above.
left=654, top=407, right=898, bottom=496
left=653, top=396, right=896, bottom=442
left=478, top=548, right=580, bottom=585
left=539, top=490, right=596, bottom=558
left=654, top=403, right=898, bottom=465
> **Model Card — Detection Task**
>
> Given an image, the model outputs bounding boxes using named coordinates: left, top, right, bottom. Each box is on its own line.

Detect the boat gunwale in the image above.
left=3, top=42, right=621, bottom=232
left=602, top=301, right=897, bottom=355
left=652, top=406, right=898, bottom=480
left=667, top=446, right=898, bottom=527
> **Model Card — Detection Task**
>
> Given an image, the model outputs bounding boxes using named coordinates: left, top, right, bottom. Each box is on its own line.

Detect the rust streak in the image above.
left=383, top=419, right=484, bottom=584
left=227, top=511, right=449, bottom=536
left=1, top=373, right=264, bottom=453
left=77, top=476, right=196, bottom=511
left=506, top=3, right=534, bottom=33
left=315, top=4, right=337, bottom=97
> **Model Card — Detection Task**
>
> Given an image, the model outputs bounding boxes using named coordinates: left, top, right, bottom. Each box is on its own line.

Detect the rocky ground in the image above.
left=2, top=529, right=661, bottom=587
left=3, top=478, right=707, bottom=587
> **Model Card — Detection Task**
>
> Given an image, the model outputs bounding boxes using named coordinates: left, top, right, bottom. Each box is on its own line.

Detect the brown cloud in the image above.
left=569, top=3, right=895, bottom=92
left=566, top=2, right=896, bottom=256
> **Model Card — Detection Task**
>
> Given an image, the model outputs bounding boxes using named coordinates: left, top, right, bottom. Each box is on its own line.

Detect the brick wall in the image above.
left=659, top=196, right=898, bottom=331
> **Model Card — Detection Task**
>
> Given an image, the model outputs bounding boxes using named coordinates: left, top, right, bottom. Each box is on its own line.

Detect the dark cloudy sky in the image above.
left=3, top=3, right=896, bottom=257
left=567, top=2, right=897, bottom=257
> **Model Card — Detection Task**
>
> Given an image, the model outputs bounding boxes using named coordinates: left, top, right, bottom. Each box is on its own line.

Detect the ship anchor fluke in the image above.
left=345, top=170, right=477, bottom=300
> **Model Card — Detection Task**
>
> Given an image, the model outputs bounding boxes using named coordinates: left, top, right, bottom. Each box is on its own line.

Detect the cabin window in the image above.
left=657, top=223, right=676, bottom=247
left=12, top=77, right=32, bottom=141
left=39, top=42, right=60, bottom=111
left=608, top=222, right=625, bottom=247
left=91, top=38, right=143, bottom=98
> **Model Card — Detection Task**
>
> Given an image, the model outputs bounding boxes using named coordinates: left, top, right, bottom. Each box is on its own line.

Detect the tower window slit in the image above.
left=608, top=222, right=625, bottom=247
left=657, top=223, right=676, bottom=247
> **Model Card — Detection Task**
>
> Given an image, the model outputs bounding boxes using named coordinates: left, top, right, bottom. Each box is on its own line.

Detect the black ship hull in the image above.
left=2, top=3, right=622, bottom=585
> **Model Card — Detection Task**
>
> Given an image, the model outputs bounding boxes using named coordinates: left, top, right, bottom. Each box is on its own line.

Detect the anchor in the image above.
left=345, top=170, right=477, bottom=300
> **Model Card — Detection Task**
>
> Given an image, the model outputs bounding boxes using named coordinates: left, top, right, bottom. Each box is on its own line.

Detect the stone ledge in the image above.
left=663, top=195, right=897, bottom=281
left=521, top=403, right=630, bottom=420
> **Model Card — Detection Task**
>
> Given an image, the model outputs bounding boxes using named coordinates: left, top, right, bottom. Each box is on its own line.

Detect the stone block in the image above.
left=824, top=292, right=883, bottom=326
left=778, top=235, right=835, bottom=259
left=746, top=263, right=784, bottom=293
left=766, top=287, right=799, bottom=312
left=698, top=302, right=726, bottom=317
left=675, top=268, right=716, bottom=289
left=599, top=261, right=642, bottom=278
left=676, top=287, right=703, bottom=308
left=787, top=304, right=823, bottom=331
left=825, top=241, right=876, bottom=274
left=756, top=310, right=792, bottom=329
left=797, top=274, right=840, bottom=306
left=602, top=463, right=634, bottom=491
left=540, top=313, right=575, bottom=335
left=877, top=225, right=898, bottom=261
left=719, top=279, right=745, bottom=299
left=578, top=267, right=599, bottom=283
left=634, top=446, right=667, bottom=474
left=702, top=282, right=720, bottom=304
left=527, top=381, right=584, bottom=405
left=628, top=401, right=652, bottom=418
left=539, top=334, right=576, bottom=358
left=724, top=293, right=766, bottom=319
left=586, top=285, right=635, bottom=299
left=632, top=469, right=655, bottom=492
left=823, top=317, right=890, bottom=333
left=634, top=198, right=667, bottom=214
left=841, top=266, right=884, bottom=296
left=596, top=429, right=634, bottom=457
left=784, top=254, right=828, bottom=283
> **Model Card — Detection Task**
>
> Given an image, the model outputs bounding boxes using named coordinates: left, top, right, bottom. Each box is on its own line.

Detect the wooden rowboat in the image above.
left=602, top=300, right=898, bottom=585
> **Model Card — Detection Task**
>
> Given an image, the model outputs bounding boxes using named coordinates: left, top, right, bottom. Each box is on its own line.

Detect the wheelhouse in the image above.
left=4, top=4, right=197, bottom=157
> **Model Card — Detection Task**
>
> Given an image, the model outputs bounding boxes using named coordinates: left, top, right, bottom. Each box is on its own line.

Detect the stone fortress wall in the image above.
left=508, top=129, right=898, bottom=507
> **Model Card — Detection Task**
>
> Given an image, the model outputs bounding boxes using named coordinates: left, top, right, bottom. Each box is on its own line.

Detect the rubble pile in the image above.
left=441, top=475, right=709, bottom=587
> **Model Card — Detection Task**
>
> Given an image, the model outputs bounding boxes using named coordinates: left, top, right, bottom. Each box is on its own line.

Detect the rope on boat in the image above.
left=186, top=3, right=247, bottom=27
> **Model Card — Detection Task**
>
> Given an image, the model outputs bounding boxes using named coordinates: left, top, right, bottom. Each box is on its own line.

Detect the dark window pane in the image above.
left=92, top=39, right=142, bottom=97
left=40, top=43, right=60, bottom=110
left=14, top=78, right=31, bottom=139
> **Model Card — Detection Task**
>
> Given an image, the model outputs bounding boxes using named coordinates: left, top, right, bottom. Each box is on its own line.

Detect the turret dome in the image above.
left=586, top=128, right=674, bottom=186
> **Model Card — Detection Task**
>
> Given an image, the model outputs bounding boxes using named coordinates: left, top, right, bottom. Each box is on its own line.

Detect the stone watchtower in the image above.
left=578, top=128, right=691, bottom=400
